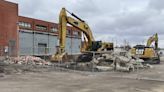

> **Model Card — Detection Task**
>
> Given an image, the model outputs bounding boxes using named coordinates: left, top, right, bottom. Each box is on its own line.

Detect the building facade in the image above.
left=0, top=0, right=18, bottom=56
left=18, top=16, right=81, bottom=56
left=0, top=0, right=81, bottom=57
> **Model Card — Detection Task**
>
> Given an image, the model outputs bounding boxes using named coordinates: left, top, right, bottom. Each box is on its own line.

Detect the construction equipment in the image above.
left=51, top=8, right=113, bottom=62
left=131, top=33, right=160, bottom=64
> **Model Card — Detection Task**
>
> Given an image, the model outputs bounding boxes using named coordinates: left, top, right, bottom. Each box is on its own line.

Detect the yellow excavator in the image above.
left=131, top=33, right=160, bottom=64
left=51, top=8, right=113, bottom=62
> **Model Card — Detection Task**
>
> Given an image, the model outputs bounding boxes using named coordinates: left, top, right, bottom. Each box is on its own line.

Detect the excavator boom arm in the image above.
left=67, top=16, right=94, bottom=43
left=59, top=8, right=94, bottom=53
left=146, top=33, right=158, bottom=50
left=58, top=8, right=67, bottom=53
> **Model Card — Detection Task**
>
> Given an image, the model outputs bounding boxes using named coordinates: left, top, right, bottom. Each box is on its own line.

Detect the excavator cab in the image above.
left=87, top=41, right=113, bottom=51
left=89, top=41, right=102, bottom=51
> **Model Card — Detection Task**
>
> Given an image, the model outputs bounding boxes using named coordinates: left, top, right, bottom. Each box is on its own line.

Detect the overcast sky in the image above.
left=6, top=0, right=164, bottom=47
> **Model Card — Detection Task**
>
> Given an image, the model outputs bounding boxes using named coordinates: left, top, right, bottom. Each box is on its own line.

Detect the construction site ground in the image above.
left=0, top=56, right=164, bottom=92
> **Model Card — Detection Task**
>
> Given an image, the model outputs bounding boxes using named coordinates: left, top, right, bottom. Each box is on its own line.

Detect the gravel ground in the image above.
left=0, top=57, right=163, bottom=92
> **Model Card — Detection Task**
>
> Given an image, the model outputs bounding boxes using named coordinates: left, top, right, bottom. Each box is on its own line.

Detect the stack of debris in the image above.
left=3, top=56, right=51, bottom=66
left=94, top=48, right=152, bottom=72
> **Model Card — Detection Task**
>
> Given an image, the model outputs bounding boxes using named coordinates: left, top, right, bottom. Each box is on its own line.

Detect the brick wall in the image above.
left=0, top=0, right=18, bottom=56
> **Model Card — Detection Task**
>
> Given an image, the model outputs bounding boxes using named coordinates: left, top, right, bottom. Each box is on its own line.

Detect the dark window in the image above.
left=36, top=25, right=47, bottom=30
left=38, top=43, right=48, bottom=54
left=78, top=32, right=81, bottom=36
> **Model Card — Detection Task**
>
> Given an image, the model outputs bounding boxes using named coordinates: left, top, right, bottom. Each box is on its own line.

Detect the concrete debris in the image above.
left=114, top=52, right=152, bottom=72
left=146, top=64, right=153, bottom=68
left=91, top=58, right=99, bottom=64
left=114, top=56, right=134, bottom=72
left=0, top=48, right=153, bottom=73
left=95, top=66, right=113, bottom=71
left=94, top=48, right=151, bottom=72
left=3, top=56, right=52, bottom=66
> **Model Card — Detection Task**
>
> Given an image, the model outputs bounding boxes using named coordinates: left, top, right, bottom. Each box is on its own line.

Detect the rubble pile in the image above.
left=4, top=56, right=51, bottom=66
left=0, top=56, right=54, bottom=75
left=0, top=48, right=153, bottom=74
left=93, top=49, right=153, bottom=72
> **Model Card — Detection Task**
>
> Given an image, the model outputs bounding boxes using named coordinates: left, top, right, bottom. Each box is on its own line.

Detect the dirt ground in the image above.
left=0, top=57, right=164, bottom=92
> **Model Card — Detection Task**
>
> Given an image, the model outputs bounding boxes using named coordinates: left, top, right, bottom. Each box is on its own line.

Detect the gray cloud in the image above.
left=6, top=0, right=164, bottom=47
left=149, top=0, right=164, bottom=10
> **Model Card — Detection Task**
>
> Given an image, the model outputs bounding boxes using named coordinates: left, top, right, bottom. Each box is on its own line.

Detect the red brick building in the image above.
left=0, top=0, right=18, bottom=56
left=0, top=0, right=81, bottom=56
